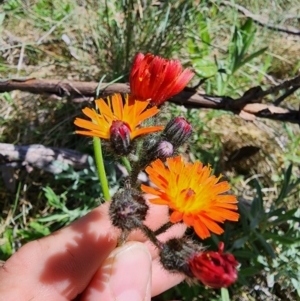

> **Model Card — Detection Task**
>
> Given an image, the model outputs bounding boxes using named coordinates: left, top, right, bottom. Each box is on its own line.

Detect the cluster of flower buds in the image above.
left=74, top=52, right=240, bottom=289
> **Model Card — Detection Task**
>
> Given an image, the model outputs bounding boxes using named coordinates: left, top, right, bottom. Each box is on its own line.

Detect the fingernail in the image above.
left=110, top=242, right=151, bottom=301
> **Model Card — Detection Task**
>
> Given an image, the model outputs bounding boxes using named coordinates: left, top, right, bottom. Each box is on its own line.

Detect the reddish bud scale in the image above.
left=189, top=242, right=239, bottom=288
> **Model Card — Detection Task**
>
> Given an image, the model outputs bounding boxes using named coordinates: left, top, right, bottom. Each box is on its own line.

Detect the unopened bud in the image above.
left=110, top=120, right=131, bottom=155
left=154, top=141, right=174, bottom=159
left=131, top=140, right=174, bottom=182
left=163, top=117, right=192, bottom=147
left=159, top=238, right=201, bottom=277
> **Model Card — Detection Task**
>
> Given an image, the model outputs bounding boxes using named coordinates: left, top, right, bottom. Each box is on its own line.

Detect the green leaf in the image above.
left=276, top=164, right=293, bottom=205
left=239, top=47, right=268, bottom=69
left=285, top=154, right=300, bottom=164
left=269, top=208, right=299, bottom=226
left=29, top=222, right=51, bottom=236
left=0, top=229, right=13, bottom=259
left=240, top=18, right=253, bottom=36
left=267, top=207, right=286, bottom=218
left=263, top=233, right=300, bottom=245
left=254, top=232, right=276, bottom=258
left=239, top=267, right=259, bottom=276
left=194, top=59, right=218, bottom=77
left=232, top=236, right=249, bottom=249
left=37, top=213, right=69, bottom=222
left=238, top=202, right=251, bottom=231
left=234, top=250, right=257, bottom=258
left=240, top=19, right=255, bottom=56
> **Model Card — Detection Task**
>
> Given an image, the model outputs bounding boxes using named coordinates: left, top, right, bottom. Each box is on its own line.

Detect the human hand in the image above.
left=0, top=201, right=186, bottom=301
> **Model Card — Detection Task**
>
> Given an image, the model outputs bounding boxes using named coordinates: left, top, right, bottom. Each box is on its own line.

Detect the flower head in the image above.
left=163, top=116, right=192, bottom=147
left=189, top=242, right=239, bottom=288
left=141, top=156, right=239, bottom=239
left=130, top=53, right=194, bottom=106
left=74, top=93, right=163, bottom=142
left=109, top=120, right=131, bottom=154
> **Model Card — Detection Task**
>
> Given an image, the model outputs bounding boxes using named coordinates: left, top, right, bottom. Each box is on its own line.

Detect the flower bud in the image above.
left=159, top=238, right=202, bottom=277
left=163, top=117, right=192, bottom=148
left=155, top=141, right=174, bottom=159
left=189, top=242, right=239, bottom=288
left=130, top=140, right=174, bottom=183
left=109, top=187, right=149, bottom=232
left=109, top=120, right=131, bottom=155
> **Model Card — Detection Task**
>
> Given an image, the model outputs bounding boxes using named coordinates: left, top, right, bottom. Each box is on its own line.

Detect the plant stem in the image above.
left=93, top=137, right=110, bottom=201
left=140, top=224, right=163, bottom=250
left=121, top=156, right=132, bottom=173
left=154, top=221, right=173, bottom=236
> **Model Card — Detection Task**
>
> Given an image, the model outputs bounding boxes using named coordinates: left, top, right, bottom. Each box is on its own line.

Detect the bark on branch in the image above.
left=0, top=76, right=300, bottom=124
left=220, top=1, right=300, bottom=36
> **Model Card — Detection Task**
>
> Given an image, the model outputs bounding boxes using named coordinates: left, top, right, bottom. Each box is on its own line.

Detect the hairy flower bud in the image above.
left=109, top=120, right=131, bottom=155
left=109, top=187, right=149, bottom=233
left=163, top=117, right=192, bottom=148
left=130, top=140, right=174, bottom=183
left=155, top=141, right=174, bottom=158
left=159, top=238, right=202, bottom=277
left=189, top=242, right=239, bottom=288
left=144, top=140, right=174, bottom=163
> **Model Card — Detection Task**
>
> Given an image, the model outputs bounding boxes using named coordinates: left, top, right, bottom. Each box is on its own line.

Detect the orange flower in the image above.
left=74, top=93, right=163, bottom=140
left=141, top=156, right=239, bottom=239
left=130, top=53, right=194, bottom=106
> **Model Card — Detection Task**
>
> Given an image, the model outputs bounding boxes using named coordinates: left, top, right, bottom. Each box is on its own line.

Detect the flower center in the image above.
left=179, top=188, right=196, bottom=211
left=185, top=188, right=195, bottom=198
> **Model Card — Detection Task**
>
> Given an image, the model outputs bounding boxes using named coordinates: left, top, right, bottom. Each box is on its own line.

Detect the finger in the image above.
left=151, top=258, right=185, bottom=297
left=0, top=203, right=118, bottom=301
left=131, top=222, right=187, bottom=259
left=81, top=242, right=152, bottom=301
left=147, top=222, right=187, bottom=259
left=143, top=197, right=170, bottom=231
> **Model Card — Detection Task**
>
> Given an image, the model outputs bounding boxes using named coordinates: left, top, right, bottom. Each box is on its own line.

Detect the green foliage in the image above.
left=226, top=166, right=300, bottom=298
left=189, top=14, right=267, bottom=95
left=90, top=0, right=197, bottom=80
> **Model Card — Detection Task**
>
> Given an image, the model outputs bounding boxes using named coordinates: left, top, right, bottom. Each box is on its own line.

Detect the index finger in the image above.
left=0, top=203, right=117, bottom=301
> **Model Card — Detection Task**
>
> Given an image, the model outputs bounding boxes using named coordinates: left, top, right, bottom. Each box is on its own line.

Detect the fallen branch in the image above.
left=0, top=143, right=92, bottom=192
left=0, top=76, right=300, bottom=124
left=0, top=143, right=90, bottom=174
left=0, top=143, right=148, bottom=192
left=220, top=1, right=300, bottom=36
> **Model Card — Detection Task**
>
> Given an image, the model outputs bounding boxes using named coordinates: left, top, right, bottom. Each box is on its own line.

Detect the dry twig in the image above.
left=220, top=1, right=300, bottom=36
left=0, top=76, right=300, bottom=124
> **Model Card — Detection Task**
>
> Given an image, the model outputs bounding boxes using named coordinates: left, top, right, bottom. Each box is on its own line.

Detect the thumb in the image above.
left=81, top=241, right=152, bottom=301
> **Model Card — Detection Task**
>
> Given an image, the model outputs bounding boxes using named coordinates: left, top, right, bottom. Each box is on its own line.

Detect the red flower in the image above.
left=189, top=242, right=238, bottom=288
left=130, top=53, right=194, bottom=106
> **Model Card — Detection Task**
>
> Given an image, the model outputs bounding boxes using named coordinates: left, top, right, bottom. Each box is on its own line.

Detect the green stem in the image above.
left=93, top=137, right=110, bottom=201
left=121, top=156, right=132, bottom=173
